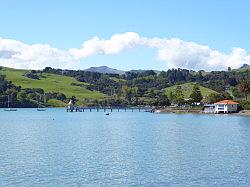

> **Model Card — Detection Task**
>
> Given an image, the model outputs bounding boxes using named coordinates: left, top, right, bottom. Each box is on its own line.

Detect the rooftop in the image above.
left=214, top=100, right=239, bottom=105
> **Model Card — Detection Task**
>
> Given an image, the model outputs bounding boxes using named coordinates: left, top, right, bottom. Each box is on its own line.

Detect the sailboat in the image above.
left=4, top=95, right=17, bottom=111
left=37, top=94, right=46, bottom=111
left=37, top=107, right=46, bottom=111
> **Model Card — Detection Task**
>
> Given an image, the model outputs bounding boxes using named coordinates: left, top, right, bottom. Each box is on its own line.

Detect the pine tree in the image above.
left=175, top=85, right=184, bottom=105
left=190, top=84, right=203, bottom=103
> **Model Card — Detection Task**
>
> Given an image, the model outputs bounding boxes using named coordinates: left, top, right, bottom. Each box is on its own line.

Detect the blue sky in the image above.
left=0, top=0, right=250, bottom=71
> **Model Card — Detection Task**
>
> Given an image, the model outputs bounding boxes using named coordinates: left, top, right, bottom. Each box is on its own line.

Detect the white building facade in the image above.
left=214, top=100, right=238, bottom=113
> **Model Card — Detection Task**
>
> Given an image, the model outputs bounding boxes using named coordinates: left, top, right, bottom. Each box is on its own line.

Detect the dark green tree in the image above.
left=174, top=86, right=184, bottom=105
left=239, top=79, right=250, bottom=100
left=190, top=84, right=203, bottom=103
left=156, top=92, right=170, bottom=106
left=207, top=93, right=223, bottom=103
left=231, top=87, right=243, bottom=98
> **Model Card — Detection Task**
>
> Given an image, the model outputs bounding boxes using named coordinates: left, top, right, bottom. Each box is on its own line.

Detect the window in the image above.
left=218, top=104, right=224, bottom=110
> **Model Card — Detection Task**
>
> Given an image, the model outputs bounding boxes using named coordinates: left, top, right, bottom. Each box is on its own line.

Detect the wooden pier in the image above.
left=66, top=106, right=153, bottom=113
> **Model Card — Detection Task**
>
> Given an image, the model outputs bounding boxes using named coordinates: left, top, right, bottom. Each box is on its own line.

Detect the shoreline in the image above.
left=158, top=107, right=202, bottom=114
left=158, top=108, right=250, bottom=116
left=1, top=107, right=250, bottom=116
left=234, top=110, right=250, bottom=116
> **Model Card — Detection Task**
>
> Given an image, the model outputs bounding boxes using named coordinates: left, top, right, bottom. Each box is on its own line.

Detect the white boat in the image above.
left=37, top=108, right=46, bottom=111
left=4, top=95, right=17, bottom=111
left=37, top=94, right=46, bottom=111
left=4, top=108, right=17, bottom=111
left=155, top=110, right=161, bottom=113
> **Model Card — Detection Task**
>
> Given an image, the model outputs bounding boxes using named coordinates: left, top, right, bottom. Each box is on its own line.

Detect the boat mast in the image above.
left=44, top=94, right=46, bottom=104
left=7, top=95, right=10, bottom=108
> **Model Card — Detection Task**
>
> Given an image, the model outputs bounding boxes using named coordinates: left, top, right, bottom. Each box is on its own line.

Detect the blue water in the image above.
left=0, top=109, right=250, bottom=186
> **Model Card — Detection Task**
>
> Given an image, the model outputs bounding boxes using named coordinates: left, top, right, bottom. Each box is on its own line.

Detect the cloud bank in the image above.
left=0, top=38, right=75, bottom=69
left=0, top=32, right=250, bottom=70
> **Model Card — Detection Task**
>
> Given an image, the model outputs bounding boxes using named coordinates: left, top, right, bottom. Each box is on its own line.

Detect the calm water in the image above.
left=0, top=109, right=250, bottom=186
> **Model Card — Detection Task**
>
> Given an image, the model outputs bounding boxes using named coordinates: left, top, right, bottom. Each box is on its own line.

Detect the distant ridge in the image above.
left=84, top=66, right=125, bottom=75
left=129, top=69, right=148, bottom=74
left=240, top=64, right=250, bottom=69
left=128, top=69, right=161, bottom=74
left=84, top=66, right=161, bottom=75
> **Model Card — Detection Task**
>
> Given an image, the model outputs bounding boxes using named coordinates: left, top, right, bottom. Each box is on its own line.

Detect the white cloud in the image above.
left=0, top=32, right=250, bottom=70
left=141, top=37, right=250, bottom=70
left=0, top=38, right=75, bottom=69
left=69, top=32, right=141, bottom=59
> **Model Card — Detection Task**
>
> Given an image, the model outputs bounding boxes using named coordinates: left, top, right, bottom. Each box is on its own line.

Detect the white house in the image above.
left=203, top=104, right=215, bottom=113
left=214, top=100, right=239, bottom=114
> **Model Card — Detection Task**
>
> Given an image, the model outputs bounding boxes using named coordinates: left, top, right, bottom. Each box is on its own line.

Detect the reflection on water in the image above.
left=0, top=109, right=250, bottom=186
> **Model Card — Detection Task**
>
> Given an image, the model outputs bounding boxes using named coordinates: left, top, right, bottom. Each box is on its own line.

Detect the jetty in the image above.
left=66, top=99, right=154, bottom=113
left=66, top=106, right=153, bottom=112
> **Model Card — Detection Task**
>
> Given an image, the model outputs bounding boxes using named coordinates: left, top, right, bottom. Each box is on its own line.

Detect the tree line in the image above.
left=1, top=66, right=250, bottom=108
left=42, top=67, right=250, bottom=108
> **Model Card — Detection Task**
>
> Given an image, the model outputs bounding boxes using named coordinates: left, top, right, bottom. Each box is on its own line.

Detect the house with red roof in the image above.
left=214, top=100, right=239, bottom=114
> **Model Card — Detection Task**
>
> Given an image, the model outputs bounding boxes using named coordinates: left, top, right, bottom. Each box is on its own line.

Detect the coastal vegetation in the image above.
left=164, top=83, right=217, bottom=100
left=0, top=65, right=250, bottom=109
left=0, top=67, right=104, bottom=107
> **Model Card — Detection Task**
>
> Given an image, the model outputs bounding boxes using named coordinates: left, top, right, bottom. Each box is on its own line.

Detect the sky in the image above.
left=0, top=0, right=250, bottom=71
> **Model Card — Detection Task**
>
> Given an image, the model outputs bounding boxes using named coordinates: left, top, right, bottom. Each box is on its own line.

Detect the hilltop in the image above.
left=84, top=66, right=161, bottom=75
left=84, top=66, right=125, bottom=75
left=240, top=64, right=250, bottom=69
left=1, top=67, right=105, bottom=106
left=164, top=83, right=218, bottom=99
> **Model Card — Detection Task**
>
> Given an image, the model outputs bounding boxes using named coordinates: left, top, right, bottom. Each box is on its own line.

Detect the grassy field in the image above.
left=1, top=67, right=105, bottom=104
left=110, top=77, right=126, bottom=84
left=164, top=82, right=218, bottom=99
left=47, top=99, right=67, bottom=107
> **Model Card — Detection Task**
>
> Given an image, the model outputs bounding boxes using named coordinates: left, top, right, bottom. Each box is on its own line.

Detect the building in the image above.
left=214, top=100, right=239, bottom=113
left=203, top=104, right=215, bottom=113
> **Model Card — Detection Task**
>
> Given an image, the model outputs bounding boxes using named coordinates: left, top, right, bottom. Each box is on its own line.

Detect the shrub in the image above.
left=239, top=100, right=250, bottom=110
left=24, top=72, right=40, bottom=80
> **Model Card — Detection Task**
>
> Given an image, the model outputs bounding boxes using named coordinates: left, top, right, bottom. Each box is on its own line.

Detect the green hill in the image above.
left=164, top=83, right=218, bottom=99
left=1, top=67, right=105, bottom=105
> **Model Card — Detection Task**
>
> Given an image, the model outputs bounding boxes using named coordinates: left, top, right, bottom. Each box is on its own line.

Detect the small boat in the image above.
left=155, top=110, right=161, bottom=113
left=37, top=108, right=46, bottom=111
left=4, top=108, right=17, bottom=111
left=106, top=113, right=110, bottom=115
left=4, top=95, right=17, bottom=111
